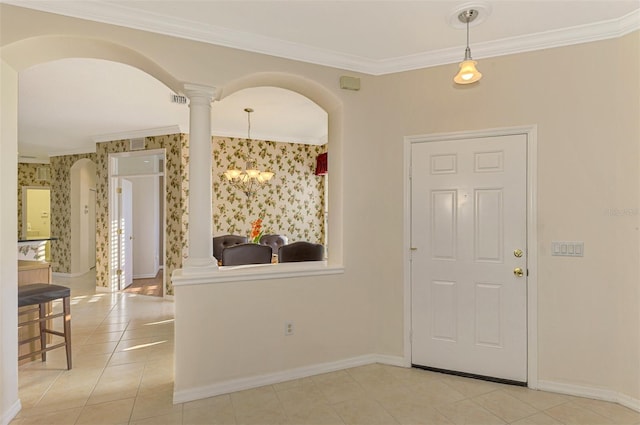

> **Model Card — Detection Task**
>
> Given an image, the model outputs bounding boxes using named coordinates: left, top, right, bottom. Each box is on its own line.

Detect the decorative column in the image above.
left=182, top=83, right=218, bottom=273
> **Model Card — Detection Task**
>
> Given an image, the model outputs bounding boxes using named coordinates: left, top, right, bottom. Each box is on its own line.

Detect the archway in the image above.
left=218, top=73, right=344, bottom=264
left=212, top=86, right=328, bottom=251
left=1, top=35, right=182, bottom=91
left=2, top=36, right=190, bottom=291
left=1, top=36, right=186, bottom=419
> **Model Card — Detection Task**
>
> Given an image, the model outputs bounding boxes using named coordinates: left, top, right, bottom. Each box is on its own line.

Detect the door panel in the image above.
left=475, top=189, right=503, bottom=262
left=411, top=134, right=527, bottom=382
left=432, top=190, right=456, bottom=259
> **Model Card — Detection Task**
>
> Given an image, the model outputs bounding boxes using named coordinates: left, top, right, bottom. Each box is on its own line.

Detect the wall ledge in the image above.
left=538, top=380, right=640, bottom=413
left=172, top=261, right=344, bottom=286
left=173, top=354, right=405, bottom=404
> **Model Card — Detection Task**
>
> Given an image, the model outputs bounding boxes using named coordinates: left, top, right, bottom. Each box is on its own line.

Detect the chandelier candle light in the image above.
left=223, top=108, right=275, bottom=198
left=454, top=9, right=483, bottom=85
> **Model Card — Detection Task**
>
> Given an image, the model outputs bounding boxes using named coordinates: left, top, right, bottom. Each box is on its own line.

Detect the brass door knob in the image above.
left=513, top=267, right=524, bottom=277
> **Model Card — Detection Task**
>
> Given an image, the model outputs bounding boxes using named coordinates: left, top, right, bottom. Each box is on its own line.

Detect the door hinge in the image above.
left=117, top=228, right=123, bottom=235
left=116, top=269, right=122, bottom=276
left=117, top=187, right=122, bottom=194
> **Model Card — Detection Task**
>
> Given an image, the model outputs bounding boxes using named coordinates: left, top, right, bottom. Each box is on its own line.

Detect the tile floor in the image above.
left=11, top=272, right=640, bottom=425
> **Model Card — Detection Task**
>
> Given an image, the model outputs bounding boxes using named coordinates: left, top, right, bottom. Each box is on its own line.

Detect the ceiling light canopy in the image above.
left=454, top=9, right=483, bottom=85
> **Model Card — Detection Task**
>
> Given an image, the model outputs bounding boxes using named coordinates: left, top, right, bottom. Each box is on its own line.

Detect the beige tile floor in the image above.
left=11, top=272, right=640, bottom=425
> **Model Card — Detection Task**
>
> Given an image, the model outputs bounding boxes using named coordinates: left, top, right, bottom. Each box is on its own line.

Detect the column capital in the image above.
left=182, top=83, right=217, bottom=102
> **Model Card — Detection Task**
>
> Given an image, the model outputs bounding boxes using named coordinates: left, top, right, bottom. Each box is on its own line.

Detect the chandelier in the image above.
left=223, top=108, right=274, bottom=198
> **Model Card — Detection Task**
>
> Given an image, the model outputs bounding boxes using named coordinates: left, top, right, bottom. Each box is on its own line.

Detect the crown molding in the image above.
left=4, top=1, right=639, bottom=76
left=92, top=125, right=184, bottom=143
left=212, top=129, right=327, bottom=146
left=17, top=156, right=50, bottom=164
left=48, top=146, right=96, bottom=158
left=372, top=8, right=640, bottom=74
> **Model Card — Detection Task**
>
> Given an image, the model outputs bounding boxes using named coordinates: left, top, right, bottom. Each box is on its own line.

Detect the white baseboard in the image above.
left=95, top=286, right=112, bottom=293
left=163, top=294, right=174, bottom=301
left=53, top=271, right=88, bottom=278
left=133, top=273, right=158, bottom=279
left=173, top=354, right=407, bottom=404
left=538, top=380, right=640, bottom=412
left=618, top=392, right=640, bottom=412
left=374, top=354, right=409, bottom=368
left=1, top=399, right=21, bottom=425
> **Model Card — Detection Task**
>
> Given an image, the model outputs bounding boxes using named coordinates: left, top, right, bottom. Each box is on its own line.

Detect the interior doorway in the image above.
left=109, top=149, right=166, bottom=295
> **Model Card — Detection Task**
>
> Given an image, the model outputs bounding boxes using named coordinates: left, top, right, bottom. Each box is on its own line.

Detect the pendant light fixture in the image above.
left=454, top=9, right=482, bottom=85
left=223, top=108, right=274, bottom=198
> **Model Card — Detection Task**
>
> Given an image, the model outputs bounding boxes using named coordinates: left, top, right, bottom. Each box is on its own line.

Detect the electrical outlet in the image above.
left=285, top=321, right=294, bottom=336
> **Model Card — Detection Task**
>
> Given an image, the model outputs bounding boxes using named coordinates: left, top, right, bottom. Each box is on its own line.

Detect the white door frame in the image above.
left=403, top=125, right=538, bottom=389
left=108, top=149, right=167, bottom=294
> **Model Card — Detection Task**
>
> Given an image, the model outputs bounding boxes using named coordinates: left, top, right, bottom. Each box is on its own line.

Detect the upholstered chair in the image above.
left=213, top=235, right=248, bottom=261
left=259, top=234, right=288, bottom=256
left=278, top=241, right=324, bottom=263
left=221, top=243, right=272, bottom=266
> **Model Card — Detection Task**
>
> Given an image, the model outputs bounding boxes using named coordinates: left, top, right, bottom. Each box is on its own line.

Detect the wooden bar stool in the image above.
left=18, top=283, right=72, bottom=370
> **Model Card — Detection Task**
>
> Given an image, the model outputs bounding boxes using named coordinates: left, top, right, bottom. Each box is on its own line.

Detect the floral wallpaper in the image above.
left=95, top=134, right=189, bottom=295
left=35, top=133, right=323, bottom=296
left=213, top=137, right=326, bottom=245
left=49, top=153, right=97, bottom=273
left=17, top=163, right=51, bottom=239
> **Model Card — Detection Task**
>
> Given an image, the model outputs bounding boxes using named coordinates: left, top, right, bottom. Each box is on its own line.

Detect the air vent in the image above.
left=130, top=138, right=146, bottom=151
left=36, top=167, right=50, bottom=181
left=170, top=93, right=188, bottom=104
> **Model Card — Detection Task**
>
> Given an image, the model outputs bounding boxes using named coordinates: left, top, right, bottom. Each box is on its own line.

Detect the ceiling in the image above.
left=8, top=0, right=640, bottom=162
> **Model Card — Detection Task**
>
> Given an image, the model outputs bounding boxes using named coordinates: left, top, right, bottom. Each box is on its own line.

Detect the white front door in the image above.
left=411, top=134, right=528, bottom=382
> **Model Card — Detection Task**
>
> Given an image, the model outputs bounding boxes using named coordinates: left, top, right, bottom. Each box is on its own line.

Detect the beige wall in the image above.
left=1, top=3, right=638, bottom=413
left=1, top=59, right=20, bottom=424
left=371, top=34, right=640, bottom=398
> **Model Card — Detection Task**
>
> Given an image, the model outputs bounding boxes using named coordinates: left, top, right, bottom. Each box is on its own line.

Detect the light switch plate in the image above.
left=552, top=241, right=584, bottom=257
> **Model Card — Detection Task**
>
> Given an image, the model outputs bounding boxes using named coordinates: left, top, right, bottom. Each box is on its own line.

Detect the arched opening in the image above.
left=4, top=35, right=188, bottom=286
left=211, top=86, right=329, bottom=256
left=218, top=73, right=343, bottom=266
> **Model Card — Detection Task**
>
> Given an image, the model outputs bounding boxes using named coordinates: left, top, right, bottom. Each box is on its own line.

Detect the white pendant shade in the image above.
left=454, top=59, right=482, bottom=84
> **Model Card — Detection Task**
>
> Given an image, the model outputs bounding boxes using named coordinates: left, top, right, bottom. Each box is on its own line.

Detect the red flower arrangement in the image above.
left=250, top=218, right=264, bottom=243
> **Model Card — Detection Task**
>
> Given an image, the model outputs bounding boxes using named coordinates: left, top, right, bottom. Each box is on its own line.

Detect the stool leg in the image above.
left=38, top=302, right=47, bottom=362
left=63, top=295, right=72, bottom=370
